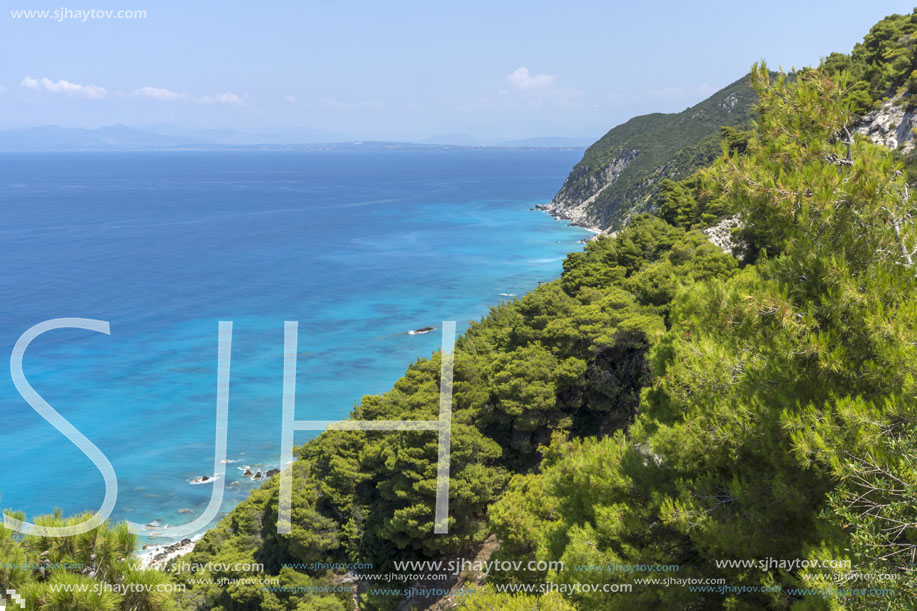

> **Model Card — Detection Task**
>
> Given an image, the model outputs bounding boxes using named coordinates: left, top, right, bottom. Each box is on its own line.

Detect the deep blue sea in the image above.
left=0, top=150, right=589, bottom=543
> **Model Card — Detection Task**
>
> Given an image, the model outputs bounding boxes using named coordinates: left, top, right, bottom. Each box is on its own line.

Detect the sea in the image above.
left=0, top=149, right=590, bottom=543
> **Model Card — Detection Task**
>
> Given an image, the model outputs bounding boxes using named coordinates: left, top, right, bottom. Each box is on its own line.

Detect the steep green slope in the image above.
left=161, top=217, right=735, bottom=611
left=469, top=63, right=917, bottom=611
left=543, top=75, right=756, bottom=231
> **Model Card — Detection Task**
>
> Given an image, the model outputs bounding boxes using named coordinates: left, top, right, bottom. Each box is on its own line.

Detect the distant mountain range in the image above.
left=0, top=125, right=197, bottom=148
left=0, top=125, right=593, bottom=151
left=423, top=134, right=596, bottom=148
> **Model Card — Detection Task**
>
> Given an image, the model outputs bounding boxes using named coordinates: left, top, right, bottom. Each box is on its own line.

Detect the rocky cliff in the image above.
left=540, top=148, right=638, bottom=230
left=855, top=94, right=917, bottom=154
left=546, top=75, right=757, bottom=232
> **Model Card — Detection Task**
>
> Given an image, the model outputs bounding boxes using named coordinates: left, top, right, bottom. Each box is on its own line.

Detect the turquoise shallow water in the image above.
left=0, top=149, right=590, bottom=540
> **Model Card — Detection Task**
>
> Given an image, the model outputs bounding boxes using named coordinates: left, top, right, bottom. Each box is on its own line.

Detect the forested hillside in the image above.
left=3, top=10, right=917, bottom=611
left=542, top=76, right=757, bottom=231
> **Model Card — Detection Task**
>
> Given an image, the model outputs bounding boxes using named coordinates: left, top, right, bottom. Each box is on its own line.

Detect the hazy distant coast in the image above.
left=0, top=124, right=594, bottom=152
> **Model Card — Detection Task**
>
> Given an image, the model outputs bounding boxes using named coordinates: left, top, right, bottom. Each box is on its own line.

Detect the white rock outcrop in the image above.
left=703, top=215, right=742, bottom=255
left=855, top=96, right=917, bottom=153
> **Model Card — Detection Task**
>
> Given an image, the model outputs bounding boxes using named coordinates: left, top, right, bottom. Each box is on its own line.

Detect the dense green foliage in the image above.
left=0, top=511, right=178, bottom=610
left=849, top=9, right=917, bottom=103
left=472, top=62, right=917, bottom=610
left=821, top=10, right=917, bottom=116
left=654, top=125, right=752, bottom=230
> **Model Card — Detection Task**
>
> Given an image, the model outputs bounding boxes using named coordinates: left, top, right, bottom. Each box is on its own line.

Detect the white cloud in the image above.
left=0, top=85, right=6, bottom=96
left=284, top=95, right=298, bottom=103
left=20, top=76, right=244, bottom=106
left=21, top=77, right=107, bottom=99
left=132, top=85, right=184, bottom=102
left=194, top=91, right=242, bottom=105
left=483, top=67, right=582, bottom=111
left=127, top=86, right=243, bottom=105
left=504, top=67, right=555, bottom=92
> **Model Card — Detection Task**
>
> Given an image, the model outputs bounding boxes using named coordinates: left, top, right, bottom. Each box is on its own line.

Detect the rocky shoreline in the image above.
left=538, top=147, right=640, bottom=233
left=134, top=460, right=283, bottom=568
left=533, top=202, right=603, bottom=234
left=139, top=534, right=201, bottom=570
left=533, top=203, right=607, bottom=242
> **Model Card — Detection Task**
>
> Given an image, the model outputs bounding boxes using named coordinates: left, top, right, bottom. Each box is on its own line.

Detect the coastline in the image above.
left=120, top=195, right=593, bottom=567
left=130, top=458, right=280, bottom=562
left=533, top=202, right=605, bottom=237
left=139, top=534, right=202, bottom=569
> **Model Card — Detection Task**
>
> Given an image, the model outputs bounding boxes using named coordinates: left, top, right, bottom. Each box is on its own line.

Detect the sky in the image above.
left=0, top=0, right=915, bottom=141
